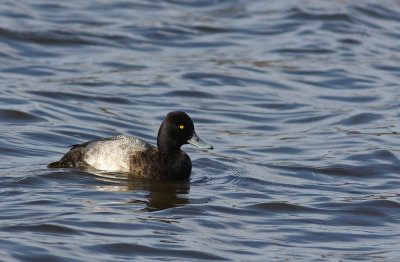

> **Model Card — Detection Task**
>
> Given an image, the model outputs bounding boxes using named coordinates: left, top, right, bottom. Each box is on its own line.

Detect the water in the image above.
left=1, top=0, right=400, bottom=261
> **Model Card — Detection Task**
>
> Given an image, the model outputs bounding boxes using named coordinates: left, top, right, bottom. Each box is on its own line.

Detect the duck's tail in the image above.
left=47, top=146, right=85, bottom=168
left=47, top=161, right=62, bottom=168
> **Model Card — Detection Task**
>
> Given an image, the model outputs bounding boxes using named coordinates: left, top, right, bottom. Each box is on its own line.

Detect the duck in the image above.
left=48, top=111, right=213, bottom=180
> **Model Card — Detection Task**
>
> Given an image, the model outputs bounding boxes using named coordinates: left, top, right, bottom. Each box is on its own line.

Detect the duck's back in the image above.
left=49, top=135, right=153, bottom=172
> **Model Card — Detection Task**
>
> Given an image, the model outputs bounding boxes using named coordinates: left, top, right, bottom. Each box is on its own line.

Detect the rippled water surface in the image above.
left=2, top=0, right=400, bottom=261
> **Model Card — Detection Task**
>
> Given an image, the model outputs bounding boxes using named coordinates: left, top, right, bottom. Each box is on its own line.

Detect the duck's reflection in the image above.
left=127, top=180, right=190, bottom=212
left=89, top=170, right=190, bottom=212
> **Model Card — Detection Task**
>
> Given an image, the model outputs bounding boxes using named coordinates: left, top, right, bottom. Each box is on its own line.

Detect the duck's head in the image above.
left=157, top=111, right=213, bottom=153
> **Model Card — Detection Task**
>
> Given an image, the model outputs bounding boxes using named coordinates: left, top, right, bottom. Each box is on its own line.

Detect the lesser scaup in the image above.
left=48, top=111, right=213, bottom=179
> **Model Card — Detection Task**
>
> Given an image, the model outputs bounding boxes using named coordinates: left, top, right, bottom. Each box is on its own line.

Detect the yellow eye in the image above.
left=179, top=125, right=184, bottom=130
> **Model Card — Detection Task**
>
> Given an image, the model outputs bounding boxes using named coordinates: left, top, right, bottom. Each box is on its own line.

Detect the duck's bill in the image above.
left=187, top=132, right=213, bottom=150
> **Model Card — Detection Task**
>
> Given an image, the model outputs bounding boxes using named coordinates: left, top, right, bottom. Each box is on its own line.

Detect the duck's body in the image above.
left=48, top=111, right=212, bottom=180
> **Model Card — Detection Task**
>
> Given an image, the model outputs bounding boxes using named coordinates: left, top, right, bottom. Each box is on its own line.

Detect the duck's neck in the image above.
left=157, top=121, right=181, bottom=154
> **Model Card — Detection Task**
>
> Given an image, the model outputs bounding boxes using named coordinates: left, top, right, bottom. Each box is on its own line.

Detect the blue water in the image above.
left=1, top=0, right=400, bottom=261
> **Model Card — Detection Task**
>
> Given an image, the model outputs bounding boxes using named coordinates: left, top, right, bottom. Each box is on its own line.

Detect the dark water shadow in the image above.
left=125, top=179, right=190, bottom=212
left=78, top=170, right=191, bottom=212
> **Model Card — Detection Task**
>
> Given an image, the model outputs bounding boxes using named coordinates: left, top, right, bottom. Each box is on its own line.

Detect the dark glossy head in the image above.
left=157, top=111, right=213, bottom=153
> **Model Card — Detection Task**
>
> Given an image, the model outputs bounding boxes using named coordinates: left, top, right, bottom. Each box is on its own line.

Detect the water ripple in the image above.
left=1, top=0, right=400, bottom=261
